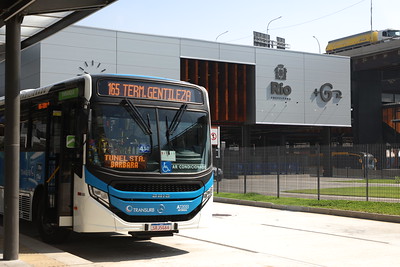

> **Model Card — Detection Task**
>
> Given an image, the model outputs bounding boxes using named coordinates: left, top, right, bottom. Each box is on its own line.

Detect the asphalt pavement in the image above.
left=1, top=198, right=399, bottom=266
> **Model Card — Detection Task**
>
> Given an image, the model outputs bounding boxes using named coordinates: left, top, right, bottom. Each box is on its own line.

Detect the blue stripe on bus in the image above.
left=108, top=186, right=204, bottom=200
left=108, top=174, right=213, bottom=200
left=109, top=195, right=203, bottom=216
left=85, top=167, right=214, bottom=198
left=85, top=168, right=108, bottom=192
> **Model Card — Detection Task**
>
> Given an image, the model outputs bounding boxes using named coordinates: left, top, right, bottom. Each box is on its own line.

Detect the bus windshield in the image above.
left=87, top=103, right=210, bottom=173
left=386, top=30, right=400, bottom=37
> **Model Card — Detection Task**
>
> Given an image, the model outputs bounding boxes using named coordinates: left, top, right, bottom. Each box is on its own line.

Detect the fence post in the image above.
left=365, top=144, right=369, bottom=201
left=243, top=147, right=247, bottom=194
left=277, top=146, right=280, bottom=198
left=317, top=144, right=321, bottom=200
left=216, top=148, right=220, bottom=194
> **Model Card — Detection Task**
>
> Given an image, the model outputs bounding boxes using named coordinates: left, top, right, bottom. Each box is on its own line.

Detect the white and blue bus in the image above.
left=0, top=74, right=213, bottom=243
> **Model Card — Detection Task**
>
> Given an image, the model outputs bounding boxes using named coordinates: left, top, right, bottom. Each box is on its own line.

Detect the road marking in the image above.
left=262, top=224, right=389, bottom=244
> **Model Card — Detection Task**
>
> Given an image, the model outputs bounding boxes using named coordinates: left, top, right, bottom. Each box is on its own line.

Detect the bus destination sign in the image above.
left=104, top=154, right=146, bottom=169
left=98, top=80, right=203, bottom=103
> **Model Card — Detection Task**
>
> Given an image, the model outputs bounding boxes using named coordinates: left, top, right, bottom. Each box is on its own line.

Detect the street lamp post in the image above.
left=215, top=30, right=229, bottom=42
left=266, top=16, right=282, bottom=35
left=266, top=16, right=282, bottom=48
left=313, top=36, right=321, bottom=54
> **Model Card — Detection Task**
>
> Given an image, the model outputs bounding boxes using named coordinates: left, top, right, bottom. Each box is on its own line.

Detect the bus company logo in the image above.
left=274, top=64, right=287, bottom=80
left=126, top=205, right=155, bottom=213
left=157, top=204, right=166, bottom=214
left=125, top=205, right=133, bottom=213
left=313, top=83, right=342, bottom=102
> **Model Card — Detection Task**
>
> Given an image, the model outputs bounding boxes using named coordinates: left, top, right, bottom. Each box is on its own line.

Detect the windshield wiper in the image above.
left=120, top=99, right=152, bottom=135
left=167, top=104, right=187, bottom=136
left=165, top=104, right=187, bottom=150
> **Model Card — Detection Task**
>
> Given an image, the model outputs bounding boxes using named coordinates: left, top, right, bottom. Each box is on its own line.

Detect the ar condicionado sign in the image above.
left=97, top=79, right=203, bottom=103
left=104, top=154, right=146, bottom=169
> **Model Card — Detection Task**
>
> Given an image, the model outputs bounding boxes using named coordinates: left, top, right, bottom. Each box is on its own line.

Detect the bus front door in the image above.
left=57, top=104, right=78, bottom=224
left=39, top=102, right=78, bottom=243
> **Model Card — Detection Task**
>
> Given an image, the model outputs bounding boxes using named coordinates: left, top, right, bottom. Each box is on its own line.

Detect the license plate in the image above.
left=149, top=223, right=173, bottom=231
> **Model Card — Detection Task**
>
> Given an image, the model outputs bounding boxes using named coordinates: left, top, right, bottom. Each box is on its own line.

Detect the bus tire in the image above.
left=36, top=195, right=69, bottom=243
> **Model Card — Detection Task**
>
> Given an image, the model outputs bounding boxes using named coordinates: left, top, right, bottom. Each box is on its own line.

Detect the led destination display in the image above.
left=98, top=79, right=203, bottom=103
left=104, top=154, right=146, bottom=169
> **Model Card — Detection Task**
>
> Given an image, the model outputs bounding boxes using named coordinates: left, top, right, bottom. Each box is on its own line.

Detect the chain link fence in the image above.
left=213, top=144, right=400, bottom=203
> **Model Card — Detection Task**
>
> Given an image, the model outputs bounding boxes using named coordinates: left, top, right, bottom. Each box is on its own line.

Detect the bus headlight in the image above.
left=88, top=185, right=110, bottom=207
left=202, top=186, right=213, bottom=206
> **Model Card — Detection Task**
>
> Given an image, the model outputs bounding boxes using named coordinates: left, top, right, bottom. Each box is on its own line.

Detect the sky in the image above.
left=76, top=0, right=400, bottom=54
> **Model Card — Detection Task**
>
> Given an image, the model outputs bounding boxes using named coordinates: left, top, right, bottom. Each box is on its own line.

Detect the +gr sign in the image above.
left=313, top=83, right=342, bottom=102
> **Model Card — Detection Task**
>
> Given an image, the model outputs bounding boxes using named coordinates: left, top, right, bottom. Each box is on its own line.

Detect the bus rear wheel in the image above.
left=36, top=196, right=69, bottom=243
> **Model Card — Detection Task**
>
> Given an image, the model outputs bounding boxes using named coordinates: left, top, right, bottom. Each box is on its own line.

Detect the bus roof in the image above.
left=100, top=73, right=180, bottom=83
left=327, top=30, right=377, bottom=43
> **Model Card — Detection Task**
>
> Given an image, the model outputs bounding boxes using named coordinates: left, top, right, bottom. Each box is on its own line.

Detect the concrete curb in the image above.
left=214, top=197, right=400, bottom=223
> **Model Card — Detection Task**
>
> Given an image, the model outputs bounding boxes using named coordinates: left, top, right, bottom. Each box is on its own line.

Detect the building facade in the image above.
left=0, top=25, right=351, bottom=148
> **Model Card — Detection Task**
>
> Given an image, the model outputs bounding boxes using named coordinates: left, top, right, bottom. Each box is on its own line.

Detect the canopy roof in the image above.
left=0, top=0, right=117, bottom=62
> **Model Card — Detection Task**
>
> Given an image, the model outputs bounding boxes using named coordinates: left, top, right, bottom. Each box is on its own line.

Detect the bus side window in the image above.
left=0, top=114, right=4, bottom=151
left=31, top=114, right=47, bottom=151
left=20, top=119, right=29, bottom=150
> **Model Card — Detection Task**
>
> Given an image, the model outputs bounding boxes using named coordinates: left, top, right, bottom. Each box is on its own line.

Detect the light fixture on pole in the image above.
left=266, top=16, right=282, bottom=35
left=215, top=30, right=229, bottom=42
left=313, top=36, right=321, bottom=54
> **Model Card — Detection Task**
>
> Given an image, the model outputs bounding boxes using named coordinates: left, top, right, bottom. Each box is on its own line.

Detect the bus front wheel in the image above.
left=36, top=196, right=69, bottom=243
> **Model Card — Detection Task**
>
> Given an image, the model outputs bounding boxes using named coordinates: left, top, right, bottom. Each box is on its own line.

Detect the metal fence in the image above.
left=213, top=144, right=400, bottom=203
